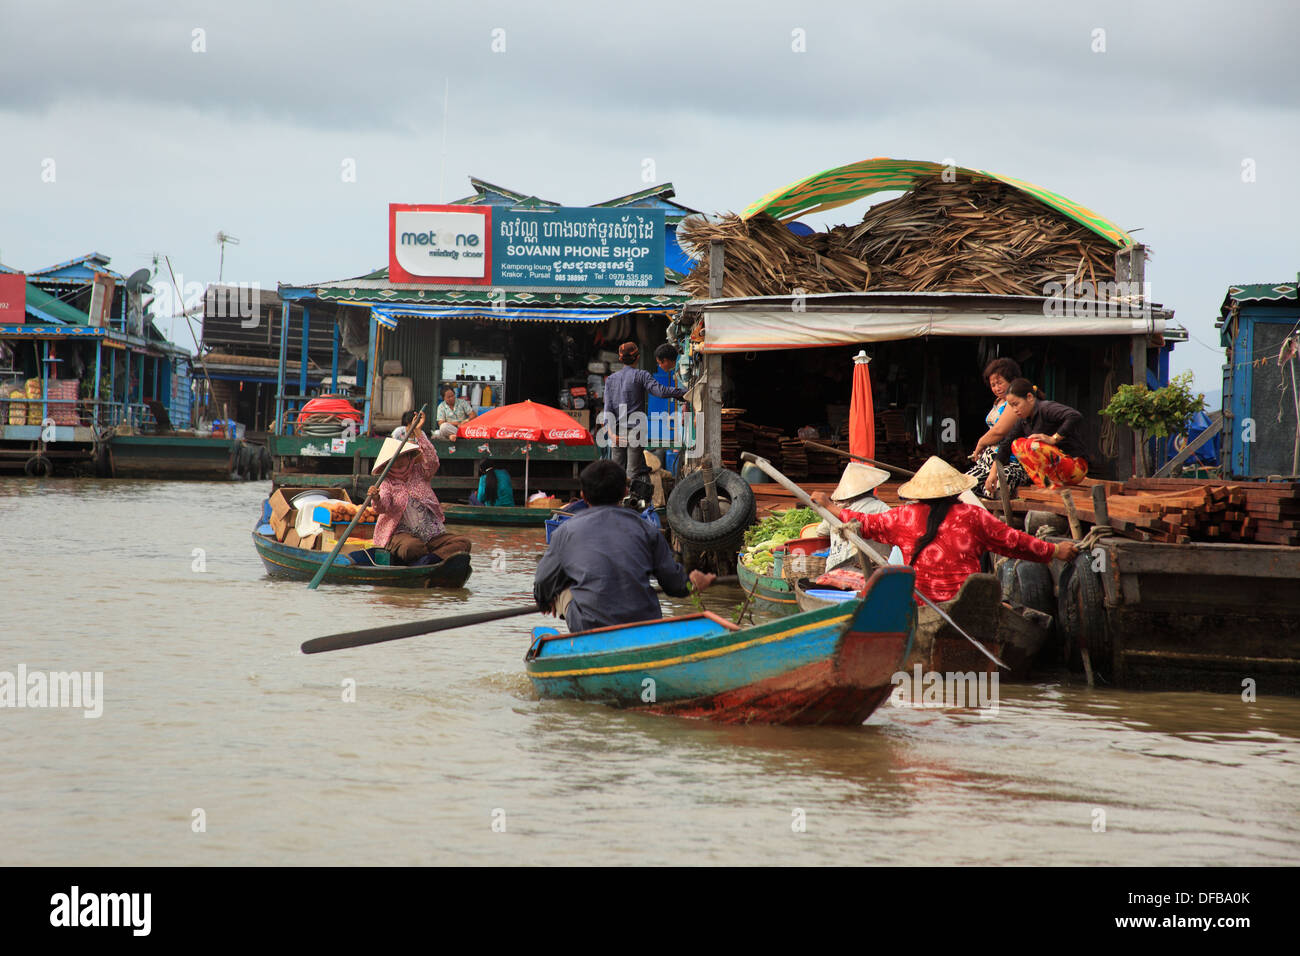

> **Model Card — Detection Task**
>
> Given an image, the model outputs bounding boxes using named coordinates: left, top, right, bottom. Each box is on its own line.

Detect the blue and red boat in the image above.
left=524, top=566, right=917, bottom=726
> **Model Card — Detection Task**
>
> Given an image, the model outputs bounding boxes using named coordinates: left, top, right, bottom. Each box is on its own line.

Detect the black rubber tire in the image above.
left=667, top=468, right=757, bottom=549
left=1074, top=553, right=1109, bottom=669
left=24, top=455, right=53, bottom=478
left=1024, top=510, right=1068, bottom=535
left=1056, top=561, right=1081, bottom=657
left=1016, top=560, right=1055, bottom=618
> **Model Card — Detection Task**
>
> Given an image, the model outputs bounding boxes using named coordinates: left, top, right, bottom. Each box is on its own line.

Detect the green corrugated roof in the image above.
left=25, top=281, right=90, bottom=324
left=1226, top=283, right=1297, bottom=303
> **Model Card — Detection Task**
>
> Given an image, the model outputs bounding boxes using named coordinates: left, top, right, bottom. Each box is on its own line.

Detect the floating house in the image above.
left=671, top=158, right=1187, bottom=482
left=269, top=178, right=700, bottom=499
left=0, top=253, right=194, bottom=476
left=1218, top=281, right=1300, bottom=479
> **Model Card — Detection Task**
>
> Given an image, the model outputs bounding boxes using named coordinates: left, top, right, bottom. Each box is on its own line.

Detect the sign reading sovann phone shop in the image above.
left=388, top=204, right=664, bottom=288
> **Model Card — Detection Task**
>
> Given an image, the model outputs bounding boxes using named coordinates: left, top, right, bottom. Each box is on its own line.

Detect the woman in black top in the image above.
left=996, top=379, right=1090, bottom=488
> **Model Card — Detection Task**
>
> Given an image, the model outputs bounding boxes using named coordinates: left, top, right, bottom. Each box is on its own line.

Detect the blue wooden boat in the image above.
left=524, top=566, right=916, bottom=726
left=252, top=526, right=472, bottom=588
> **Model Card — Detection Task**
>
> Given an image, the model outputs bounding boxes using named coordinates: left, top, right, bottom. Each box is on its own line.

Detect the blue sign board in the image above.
left=491, top=207, right=664, bottom=289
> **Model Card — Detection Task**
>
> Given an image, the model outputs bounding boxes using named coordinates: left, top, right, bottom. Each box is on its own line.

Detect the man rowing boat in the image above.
left=534, top=459, right=714, bottom=632
left=812, top=457, right=1077, bottom=604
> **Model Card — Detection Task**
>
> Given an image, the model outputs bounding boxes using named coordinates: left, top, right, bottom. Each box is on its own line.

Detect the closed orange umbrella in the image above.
left=849, top=350, right=875, bottom=460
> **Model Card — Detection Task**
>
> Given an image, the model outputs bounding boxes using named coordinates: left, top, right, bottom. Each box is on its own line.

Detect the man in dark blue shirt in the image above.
left=601, top=341, right=686, bottom=481
left=534, top=460, right=714, bottom=632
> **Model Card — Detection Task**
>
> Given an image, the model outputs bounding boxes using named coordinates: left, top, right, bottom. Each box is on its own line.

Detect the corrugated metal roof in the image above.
left=25, top=282, right=90, bottom=325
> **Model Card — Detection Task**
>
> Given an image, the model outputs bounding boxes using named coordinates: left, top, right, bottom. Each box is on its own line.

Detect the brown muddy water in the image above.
left=1, top=478, right=1298, bottom=865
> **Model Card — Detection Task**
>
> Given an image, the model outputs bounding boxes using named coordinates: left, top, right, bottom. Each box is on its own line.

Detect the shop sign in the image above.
left=388, top=204, right=664, bottom=288
left=0, top=273, right=26, bottom=325
left=389, top=204, right=493, bottom=284
left=492, top=207, right=664, bottom=288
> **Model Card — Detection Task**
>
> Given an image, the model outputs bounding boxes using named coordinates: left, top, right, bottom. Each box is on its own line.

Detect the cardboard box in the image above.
left=271, top=509, right=295, bottom=541
left=284, top=528, right=302, bottom=549
left=268, top=487, right=351, bottom=541
left=299, top=531, right=322, bottom=551
left=562, top=409, right=591, bottom=429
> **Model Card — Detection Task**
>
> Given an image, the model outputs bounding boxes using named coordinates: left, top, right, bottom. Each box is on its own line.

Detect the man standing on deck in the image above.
left=534, top=460, right=714, bottom=632
left=601, top=342, right=687, bottom=484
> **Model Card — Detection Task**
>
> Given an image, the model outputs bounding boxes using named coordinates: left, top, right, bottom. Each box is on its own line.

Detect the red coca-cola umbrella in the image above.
left=849, top=350, right=875, bottom=460
left=457, top=400, right=593, bottom=500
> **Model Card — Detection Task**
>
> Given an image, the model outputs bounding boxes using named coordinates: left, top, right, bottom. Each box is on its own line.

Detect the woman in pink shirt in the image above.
left=362, top=411, right=472, bottom=564
left=813, top=457, right=1077, bottom=604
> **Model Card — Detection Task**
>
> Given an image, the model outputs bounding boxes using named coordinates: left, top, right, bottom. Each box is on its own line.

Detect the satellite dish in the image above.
left=125, top=268, right=151, bottom=293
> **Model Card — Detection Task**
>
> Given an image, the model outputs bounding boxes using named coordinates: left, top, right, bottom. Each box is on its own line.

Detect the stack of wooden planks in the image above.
left=1014, top=477, right=1300, bottom=545
left=779, top=437, right=809, bottom=480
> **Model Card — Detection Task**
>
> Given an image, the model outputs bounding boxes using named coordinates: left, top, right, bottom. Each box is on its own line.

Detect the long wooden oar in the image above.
left=307, top=403, right=428, bottom=590
left=303, top=605, right=538, bottom=654
left=801, top=439, right=914, bottom=477
left=302, top=575, right=740, bottom=654
left=742, top=452, right=1008, bottom=670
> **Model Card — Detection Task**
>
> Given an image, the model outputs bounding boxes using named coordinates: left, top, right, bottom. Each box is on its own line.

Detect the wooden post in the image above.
left=994, top=460, right=1013, bottom=525
left=708, top=240, right=725, bottom=299
left=702, top=351, right=722, bottom=470
left=1131, top=334, right=1149, bottom=477
left=1091, top=484, right=1111, bottom=529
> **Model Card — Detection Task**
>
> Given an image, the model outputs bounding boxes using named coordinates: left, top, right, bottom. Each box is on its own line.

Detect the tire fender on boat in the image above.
left=666, top=467, right=757, bottom=551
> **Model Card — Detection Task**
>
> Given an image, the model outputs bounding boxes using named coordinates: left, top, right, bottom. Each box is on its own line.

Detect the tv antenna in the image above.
left=215, top=231, right=240, bottom=282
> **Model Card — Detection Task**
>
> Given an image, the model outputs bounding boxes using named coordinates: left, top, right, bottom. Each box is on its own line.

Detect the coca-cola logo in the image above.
left=490, top=427, right=537, bottom=440
left=544, top=428, right=589, bottom=440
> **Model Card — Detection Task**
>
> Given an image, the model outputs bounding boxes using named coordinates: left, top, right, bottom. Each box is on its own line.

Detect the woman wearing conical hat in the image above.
left=812, top=456, right=1078, bottom=604
left=362, top=410, right=473, bottom=564
left=815, top=461, right=892, bottom=571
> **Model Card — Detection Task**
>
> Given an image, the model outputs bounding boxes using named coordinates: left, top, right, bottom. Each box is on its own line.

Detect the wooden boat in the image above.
left=735, top=553, right=800, bottom=615
left=525, top=566, right=917, bottom=726
left=442, top=504, right=552, bottom=526
left=795, top=571, right=1054, bottom=679
left=251, top=528, right=472, bottom=588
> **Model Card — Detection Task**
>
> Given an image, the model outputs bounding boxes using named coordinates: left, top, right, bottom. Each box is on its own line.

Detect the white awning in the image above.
left=699, top=309, right=1164, bottom=352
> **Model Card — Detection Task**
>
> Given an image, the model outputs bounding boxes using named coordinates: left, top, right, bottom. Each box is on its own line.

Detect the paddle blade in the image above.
left=301, top=604, right=538, bottom=654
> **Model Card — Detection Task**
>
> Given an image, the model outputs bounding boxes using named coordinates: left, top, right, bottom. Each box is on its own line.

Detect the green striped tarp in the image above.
left=741, top=157, right=1133, bottom=247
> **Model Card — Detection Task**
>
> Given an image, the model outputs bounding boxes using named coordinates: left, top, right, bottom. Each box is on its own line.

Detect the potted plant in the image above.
left=1100, top=371, right=1206, bottom=477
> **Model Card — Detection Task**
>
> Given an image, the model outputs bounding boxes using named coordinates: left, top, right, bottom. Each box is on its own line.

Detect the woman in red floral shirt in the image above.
left=813, top=457, right=1077, bottom=604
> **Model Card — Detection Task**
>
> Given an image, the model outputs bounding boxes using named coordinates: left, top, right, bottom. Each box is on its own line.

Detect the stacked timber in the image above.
left=780, top=438, right=809, bottom=480
left=1015, top=478, right=1300, bottom=546
left=806, top=441, right=843, bottom=480
left=721, top=409, right=744, bottom=470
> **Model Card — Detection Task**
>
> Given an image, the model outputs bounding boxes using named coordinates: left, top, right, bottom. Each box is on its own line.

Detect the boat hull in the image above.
left=251, top=531, right=472, bottom=588
left=736, top=555, right=800, bottom=616
left=443, top=505, right=550, bottom=526
left=797, top=572, right=1013, bottom=675
left=525, top=566, right=917, bottom=726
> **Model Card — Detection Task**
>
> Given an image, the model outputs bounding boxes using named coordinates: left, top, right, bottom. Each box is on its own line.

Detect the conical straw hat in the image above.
left=832, top=461, right=890, bottom=501
left=897, top=456, right=978, bottom=500
left=371, top=436, right=420, bottom=475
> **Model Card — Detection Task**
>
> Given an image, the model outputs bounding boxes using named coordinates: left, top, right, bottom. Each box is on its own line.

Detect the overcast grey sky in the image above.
left=3, top=0, right=1297, bottom=398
